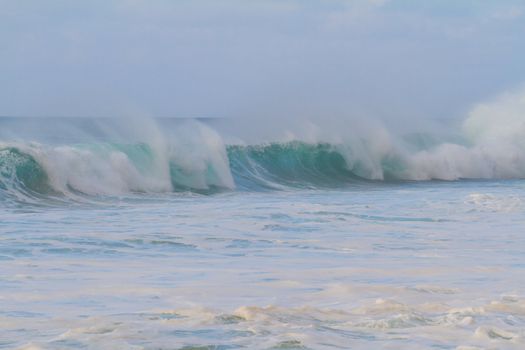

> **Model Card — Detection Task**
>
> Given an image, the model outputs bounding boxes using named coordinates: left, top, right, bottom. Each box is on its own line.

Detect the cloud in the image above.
left=491, top=6, right=523, bottom=20
left=0, top=1, right=524, bottom=119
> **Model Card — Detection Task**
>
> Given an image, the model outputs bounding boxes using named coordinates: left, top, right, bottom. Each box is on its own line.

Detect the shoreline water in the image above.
left=1, top=182, right=524, bottom=349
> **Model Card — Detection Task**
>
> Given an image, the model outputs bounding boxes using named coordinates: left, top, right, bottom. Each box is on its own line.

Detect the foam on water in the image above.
left=1, top=181, right=524, bottom=349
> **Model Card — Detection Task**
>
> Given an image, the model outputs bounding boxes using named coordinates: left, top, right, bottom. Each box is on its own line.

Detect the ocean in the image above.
left=1, top=117, right=524, bottom=349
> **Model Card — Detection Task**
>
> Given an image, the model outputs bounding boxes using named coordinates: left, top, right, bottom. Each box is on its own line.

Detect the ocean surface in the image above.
left=1, top=117, right=524, bottom=349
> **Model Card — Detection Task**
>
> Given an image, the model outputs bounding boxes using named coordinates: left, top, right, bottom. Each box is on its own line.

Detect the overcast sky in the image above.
left=1, top=0, right=524, bottom=120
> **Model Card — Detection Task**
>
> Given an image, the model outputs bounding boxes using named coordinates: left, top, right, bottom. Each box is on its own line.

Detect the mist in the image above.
left=1, top=0, right=525, bottom=123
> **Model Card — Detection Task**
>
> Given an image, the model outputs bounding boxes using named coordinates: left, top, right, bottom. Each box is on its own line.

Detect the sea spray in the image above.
left=1, top=89, right=525, bottom=199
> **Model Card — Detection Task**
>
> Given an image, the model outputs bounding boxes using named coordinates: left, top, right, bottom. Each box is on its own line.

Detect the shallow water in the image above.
left=1, top=180, right=524, bottom=349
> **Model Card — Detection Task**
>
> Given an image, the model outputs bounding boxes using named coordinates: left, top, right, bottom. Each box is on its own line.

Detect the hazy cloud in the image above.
left=1, top=0, right=524, bottom=120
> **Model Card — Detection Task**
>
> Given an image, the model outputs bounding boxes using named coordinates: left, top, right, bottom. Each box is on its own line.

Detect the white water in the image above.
left=1, top=88, right=525, bottom=198
left=1, top=182, right=524, bottom=349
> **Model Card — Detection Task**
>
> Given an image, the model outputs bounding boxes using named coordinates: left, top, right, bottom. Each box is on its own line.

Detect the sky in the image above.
left=1, top=0, right=525, bottom=120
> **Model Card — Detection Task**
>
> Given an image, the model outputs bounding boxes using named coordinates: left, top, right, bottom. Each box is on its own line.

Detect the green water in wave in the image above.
left=0, top=147, right=50, bottom=193
left=228, top=141, right=363, bottom=190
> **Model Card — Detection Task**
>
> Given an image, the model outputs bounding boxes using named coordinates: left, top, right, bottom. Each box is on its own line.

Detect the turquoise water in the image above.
left=1, top=118, right=525, bottom=349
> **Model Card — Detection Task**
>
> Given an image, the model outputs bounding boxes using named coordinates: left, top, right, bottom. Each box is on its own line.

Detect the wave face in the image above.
left=0, top=147, right=53, bottom=203
left=228, top=142, right=364, bottom=190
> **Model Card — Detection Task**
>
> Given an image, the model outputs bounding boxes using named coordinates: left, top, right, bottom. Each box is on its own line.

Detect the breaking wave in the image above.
left=1, top=136, right=524, bottom=200
left=0, top=141, right=376, bottom=200
left=1, top=88, right=525, bottom=201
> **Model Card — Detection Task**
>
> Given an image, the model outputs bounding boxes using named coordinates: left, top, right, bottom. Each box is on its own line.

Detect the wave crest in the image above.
left=1, top=86, right=525, bottom=200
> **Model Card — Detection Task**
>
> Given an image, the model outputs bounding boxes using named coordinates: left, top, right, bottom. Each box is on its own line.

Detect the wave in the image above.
left=0, top=141, right=365, bottom=199
left=1, top=135, right=524, bottom=201
left=1, top=88, right=525, bottom=201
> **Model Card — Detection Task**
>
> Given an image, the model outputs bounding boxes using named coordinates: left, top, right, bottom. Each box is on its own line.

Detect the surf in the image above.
left=1, top=88, right=524, bottom=201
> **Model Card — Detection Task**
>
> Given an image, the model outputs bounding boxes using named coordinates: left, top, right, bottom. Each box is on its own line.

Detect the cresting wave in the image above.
left=0, top=135, right=524, bottom=199
left=0, top=142, right=375, bottom=199
left=1, top=88, right=525, bottom=199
